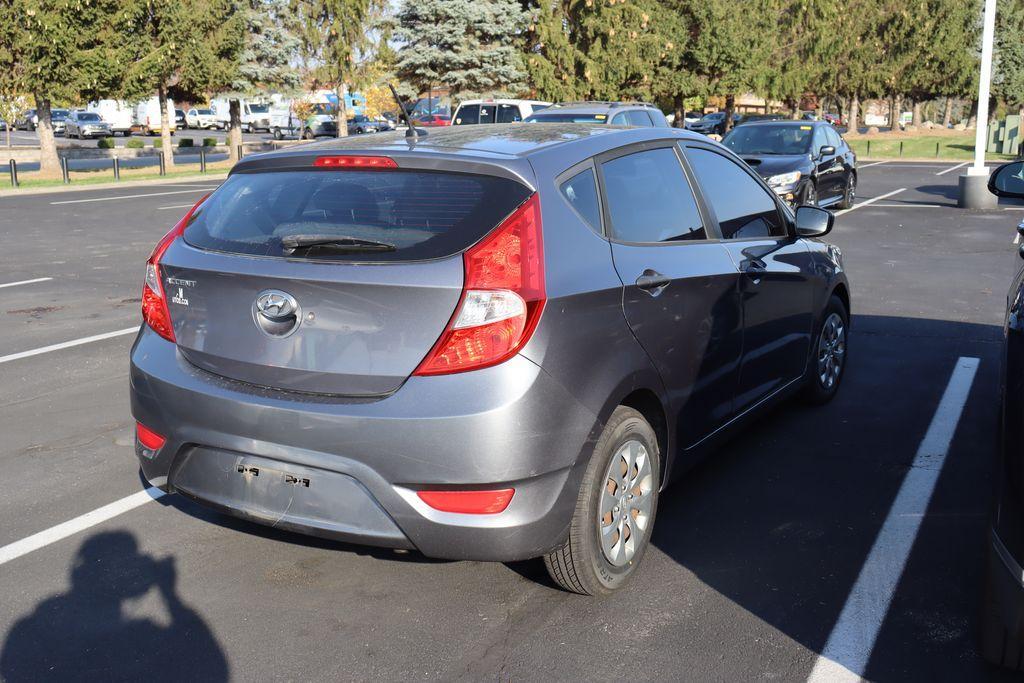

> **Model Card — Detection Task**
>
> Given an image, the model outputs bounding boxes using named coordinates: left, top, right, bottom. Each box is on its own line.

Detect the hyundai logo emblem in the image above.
left=253, top=290, right=301, bottom=337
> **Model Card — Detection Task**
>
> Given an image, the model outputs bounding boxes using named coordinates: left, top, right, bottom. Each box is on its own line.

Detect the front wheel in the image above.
left=272, top=127, right=282, bottom=140
left=544, top=406, right=660, bottom=595
left=802, top=181, right=818, bottom=207
left=803, top=294, right=849, bottom=404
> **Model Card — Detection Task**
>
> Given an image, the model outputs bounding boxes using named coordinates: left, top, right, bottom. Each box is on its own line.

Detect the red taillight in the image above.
left=141, top=194, right=209, bottom=342
left=313, top=155, right=397, bottom=169
left=414, top=193, right=544, bottom=375
left=136, top=422, right=166, bottom=451
left=417, top=489, right=515, bottom=514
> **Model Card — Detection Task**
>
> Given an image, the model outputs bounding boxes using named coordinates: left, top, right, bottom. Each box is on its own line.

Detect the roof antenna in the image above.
left=389, top=84, right=426, bottom=139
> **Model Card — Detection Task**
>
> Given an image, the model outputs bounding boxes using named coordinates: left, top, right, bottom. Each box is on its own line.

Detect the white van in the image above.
left=87, top=100, right=133, bottom=136
left=452, top=99, right=551, bottom=126
left=134, top=97, right=176, bottom=135
left=209, top=98, right=272, bottom=133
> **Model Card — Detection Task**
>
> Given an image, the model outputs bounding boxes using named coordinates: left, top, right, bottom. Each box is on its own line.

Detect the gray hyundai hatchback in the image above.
left=131, top=123, right=850, bottom=595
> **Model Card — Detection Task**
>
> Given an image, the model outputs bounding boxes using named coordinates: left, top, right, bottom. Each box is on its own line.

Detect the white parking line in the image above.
left=935, top=162, right=968, bottom=176
left=50, top=188, right=217, bottom=205
left=834, top=188, right=906, bottom=216
left=858, top=161, right=888, bottom=169
left=0, top=277, right=52, bottom=289
left=806, top=356, right=979, bottom=683
left=0, top=488, right=165, bottom=567
left=157, top=203, right=200, bottom=210
left=0, top=326, right=138, bottom=365
left=869, top=203, right=944, bottom=209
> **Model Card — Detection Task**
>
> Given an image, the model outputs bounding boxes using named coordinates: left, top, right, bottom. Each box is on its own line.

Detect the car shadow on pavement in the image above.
left=0, top=530, right=228, bottom=682
left=644, top=314, right=1005, bottom=681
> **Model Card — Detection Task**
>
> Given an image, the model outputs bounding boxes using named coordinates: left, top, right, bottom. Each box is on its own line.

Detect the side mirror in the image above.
left=795, top=205, right=834, bottom=237
left=989, top=161, right=1024, bottom=198
left=818, top=145, right=836, bottom=158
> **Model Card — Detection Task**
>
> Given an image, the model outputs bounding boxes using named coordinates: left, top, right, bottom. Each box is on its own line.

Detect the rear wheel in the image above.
left=272, top=127, right=283, bottom=140
left=835, top=173, right=856, bottom=210
left=544, top=406, right=660, bottom=595
left=803, top=294, right=848, bottom=404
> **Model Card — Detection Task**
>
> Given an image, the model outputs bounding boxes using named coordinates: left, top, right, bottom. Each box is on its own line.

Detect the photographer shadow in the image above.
left=0, top=531, right=227, bottom=682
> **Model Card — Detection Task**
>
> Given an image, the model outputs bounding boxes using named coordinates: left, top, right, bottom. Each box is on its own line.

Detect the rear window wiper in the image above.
left=280, top=234, right=396, bottom=254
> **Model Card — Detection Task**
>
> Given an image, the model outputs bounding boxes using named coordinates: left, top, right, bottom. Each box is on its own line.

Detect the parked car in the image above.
left=347, top=114, right=380, bottom=135
left=185, top=108, right=221, bottom=130
left=64, top=110, right=112, bottom=139
left=297, top=103, right=338, bottom=139
left=49, top=109, right=70, bottom=135
left=686, top=111, right=741, bottom=135
left=415, top=114, right=451, bottom=127
left=15, top=109, right=37, bottom=130
left=721, top=120, right=856, bottom=208
left=0, top=118, right=6, bottom=131
left=982, top=161, right=1024, bottom=671
left=87, top=100, right=133, bottom=136
left=524, top=101, right=670, bottom=128
left=209, top=98, right=271, bottom=133
left=131, top=124, right=849, bottom=595
left=823, top=112, right=842, bottom=126
left=736, top=113, right=787, bottom=125
left=452, top=99, right=551, bottom=125
left=134, top=97, right=176, bottom=136
left=174, top=109, right=186, bottom=128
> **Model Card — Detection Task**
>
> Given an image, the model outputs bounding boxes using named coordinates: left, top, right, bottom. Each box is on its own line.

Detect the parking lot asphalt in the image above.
left=0, top=161, right=1022, bottom=681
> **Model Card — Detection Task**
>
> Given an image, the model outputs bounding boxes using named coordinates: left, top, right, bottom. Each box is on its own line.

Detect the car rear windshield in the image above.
left=526, top=113, right=608, bottom=123
left=183, top=169, right=533, bottom=262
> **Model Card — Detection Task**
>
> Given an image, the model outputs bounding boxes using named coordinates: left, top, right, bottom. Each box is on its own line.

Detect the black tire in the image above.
left=272, top=127, right=282, bottom=140
left=544, top=406, right=660, bottom=595
left=802, top=180, right=818, bottom=207
left=835, top=172, right=856, bottom=210
left=803, top=294, right=849, bottom=404
left=303, top=128, right=313, bottom=140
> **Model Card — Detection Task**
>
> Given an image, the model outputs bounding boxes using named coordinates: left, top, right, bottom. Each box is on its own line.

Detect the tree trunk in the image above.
left=889, top=94, right=902, bottom=129
left=912, top=100, right=923, bottom=127
left=788, top=98, right=800, bottom=120
left=722, top=93, right=736, bottom=135
left=335, top=83, right=349, bottom=138
left=816, top=96, right=826, bottom=121
left=228, top=99, right=243, bottom=163
left=35, top=97, right=60, bottom=177
left=942, top=97, right=954, bottom=128
left=5, top=122, right=10, bottom=148
left=847, top=94, right=861, bottom=135
left=967, top=99, right=978, bottom=128
left=157, top=85, right=174, bottom=170
left=672, top=94, right=684, bottom=128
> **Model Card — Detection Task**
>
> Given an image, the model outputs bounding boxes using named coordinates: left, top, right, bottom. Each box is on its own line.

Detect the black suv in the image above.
left=722, top=120, right=857, bottom=208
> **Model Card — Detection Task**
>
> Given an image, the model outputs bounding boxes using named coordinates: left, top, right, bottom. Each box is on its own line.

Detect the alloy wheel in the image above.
left=817, top=312, right=846, bottom=390
left=598, top=439, right=655, bottom=567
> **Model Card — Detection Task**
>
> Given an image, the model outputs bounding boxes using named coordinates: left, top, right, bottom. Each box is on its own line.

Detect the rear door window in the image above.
left=685, top=147, right=785, bottom=239
left=479, top=105, right=496, bottom=124
left=626, top=110, right=654, bottom=127
left=454, top=104, right=479, bottom=125
left=497, top=104, right=521, bottom=123
left=560, top=168, right=602, bottom=232
left=183, top=170, right=532, bottom=262
left=600, top=147, right=705, bottom=243
left=610, top=113, right=628, bottom=126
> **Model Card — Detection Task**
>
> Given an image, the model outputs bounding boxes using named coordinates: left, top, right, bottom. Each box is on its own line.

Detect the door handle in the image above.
left=635, top=270, right=671, bottom=291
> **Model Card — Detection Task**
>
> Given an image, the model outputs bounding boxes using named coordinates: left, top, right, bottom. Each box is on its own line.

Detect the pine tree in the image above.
left=292, top=0, right=378, bottom=136
left=121, top=0, right=246, bottom=169
left=0, top=0, right=132, bottom=175
left=995, top=0, right=1024, bottom=119
left=394, top=0, right=530, bottom=101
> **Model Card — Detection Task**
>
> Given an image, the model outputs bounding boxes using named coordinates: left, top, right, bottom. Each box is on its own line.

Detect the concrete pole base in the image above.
left=959, top=170, right=997, bottom=209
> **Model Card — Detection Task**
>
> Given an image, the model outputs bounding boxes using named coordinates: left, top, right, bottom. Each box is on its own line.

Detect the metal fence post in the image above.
left=200, top=147, right=207, bottom=173
left=237, top=144, right=243, bottom=161
left=867, top=140, right=871, bottom=157
left=935, top=142, right=940, bottom=158
left=158, top=151, right=166, bottom=176
left=899, top=140, right=904, bottom=158
left=113, top=156, right=120, bottom=181
left=9, top=159, right=18, bottom=187
left=60, top=157, right=70, bottom=184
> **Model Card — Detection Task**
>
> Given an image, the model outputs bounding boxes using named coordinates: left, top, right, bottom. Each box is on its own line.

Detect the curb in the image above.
left=0, top=173, right=228, bottom=199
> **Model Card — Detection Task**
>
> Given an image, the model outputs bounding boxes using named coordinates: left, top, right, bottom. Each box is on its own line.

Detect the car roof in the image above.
left=235, top=123, right=708, bottom=168
left=458, top=99, right=551, bottom=106
left=538, top=102, right=657, bottom=116
left=736, top=119, right=825, bottom=127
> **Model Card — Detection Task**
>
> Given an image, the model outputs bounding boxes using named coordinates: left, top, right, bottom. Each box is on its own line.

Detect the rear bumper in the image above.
left=130, top=328, right=599, bottom=561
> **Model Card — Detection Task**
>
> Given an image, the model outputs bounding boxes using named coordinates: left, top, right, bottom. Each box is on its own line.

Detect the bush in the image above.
left=125, top=138, right=144, bottom=149
left=97, top=137, right=115, bottom=149
left=153, top=138, right=163, bottom=148
left=178, top=137, right=194, bottom=148
left=202, top=137, right=218, bottom=147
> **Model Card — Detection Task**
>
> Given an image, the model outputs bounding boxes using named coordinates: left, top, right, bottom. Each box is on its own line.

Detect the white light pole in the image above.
left=960, top=0, right=999, bottom=207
